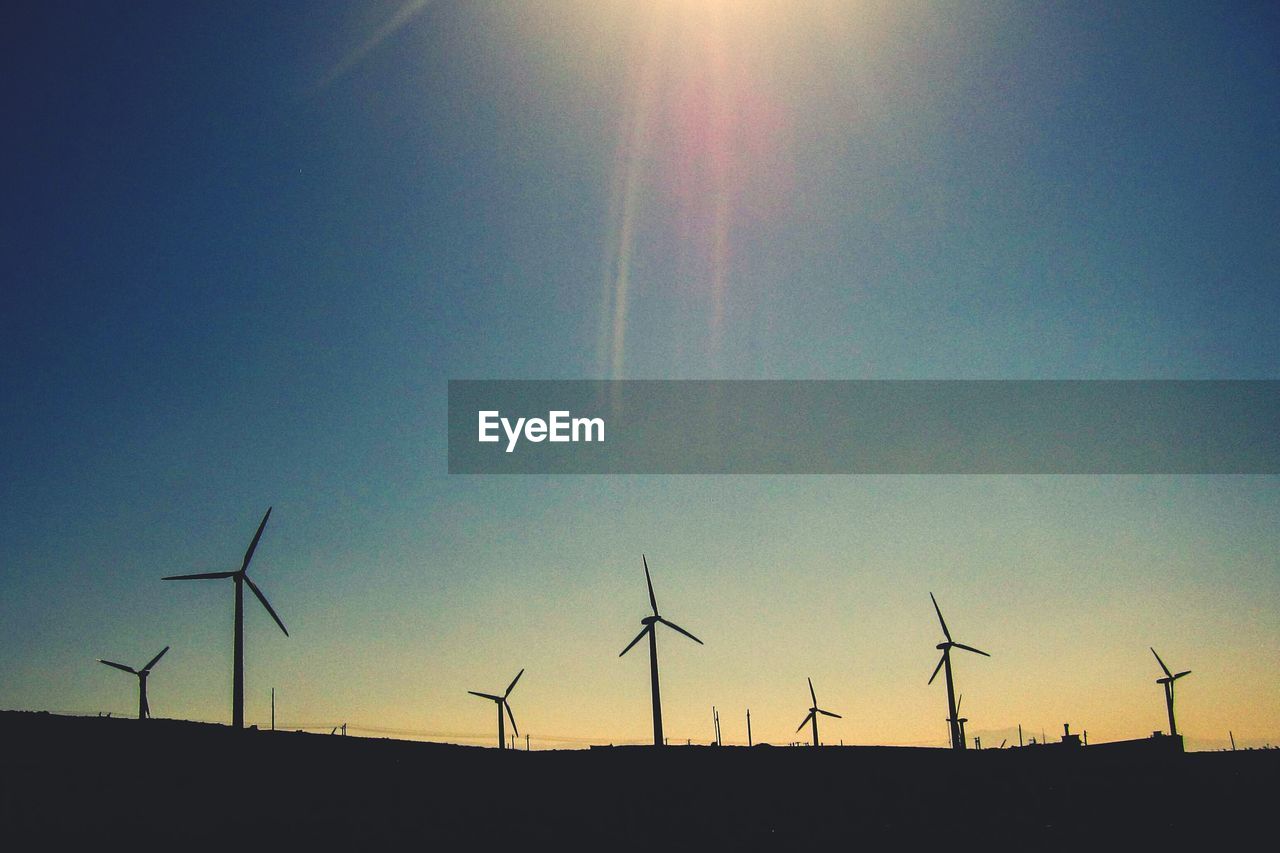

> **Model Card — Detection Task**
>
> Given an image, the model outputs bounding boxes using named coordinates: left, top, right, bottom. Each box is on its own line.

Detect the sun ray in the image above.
left=315, top=0, right=435, bottom=92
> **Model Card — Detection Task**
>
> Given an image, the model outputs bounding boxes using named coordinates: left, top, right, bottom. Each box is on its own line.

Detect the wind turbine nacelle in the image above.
left=936, top=642, right=951, bottom=651
left=641, top=616, right=659, bottom=626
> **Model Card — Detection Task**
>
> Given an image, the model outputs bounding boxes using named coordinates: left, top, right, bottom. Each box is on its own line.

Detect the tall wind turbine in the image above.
left=98, top=646, right=169, bottom=720
left=163, top=507, right=288, bottom=729
left=795, top=678, right=841, bottom=747
left=469, top=668, right=523, bottom=750
left=619, top=555, right=703, bottom=747
left=1150, top=647, right=1191, bottom=737
left=927, top=592, right=989, bottom=750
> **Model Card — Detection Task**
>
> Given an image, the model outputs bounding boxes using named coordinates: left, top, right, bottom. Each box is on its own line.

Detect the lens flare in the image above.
left=597, top=1, right=794, bottom=378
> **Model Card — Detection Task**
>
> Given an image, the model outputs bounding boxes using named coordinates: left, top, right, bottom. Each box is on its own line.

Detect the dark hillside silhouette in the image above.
left=2, top=710, right=1273, bottom=845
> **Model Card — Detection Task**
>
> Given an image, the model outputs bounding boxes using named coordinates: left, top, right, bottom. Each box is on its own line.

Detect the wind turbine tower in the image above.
left=795, top=678, right=842, bottom=747
left=927, top=592, right=990, bottom=750
left=469, top=668, right=524, bottom=750
left=97, top=646, right=169, bottom=720
left=1150, top=647, right=1191, bottom=737
left=619, top=555, right=703, bottom=747
left=163, top=507, right=289, bottom=729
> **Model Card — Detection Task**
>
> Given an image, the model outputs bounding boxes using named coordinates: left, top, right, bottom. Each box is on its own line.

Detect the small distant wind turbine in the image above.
left=619, top=555, right=703, bottom=747
left=795, top=678, right=841, bottom=747
left=1150, top=647, right=1191, bottom=737
left=469, top=668, right=523, bottom=750
left=163, top=507, right=289, bottom=729
left=98, top=646, right=169, bottom=720
left=927, top=592, right=989, bottom=750
left=956, top=694, right=968, bottom=746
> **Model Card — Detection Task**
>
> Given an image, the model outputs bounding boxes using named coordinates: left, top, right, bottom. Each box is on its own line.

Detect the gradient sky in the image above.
left=2, top=0, right=1277, bottom=750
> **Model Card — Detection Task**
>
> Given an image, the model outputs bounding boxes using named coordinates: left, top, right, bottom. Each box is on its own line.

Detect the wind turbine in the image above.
left=98, top=646, right=169, bottom=720
left=927, top=592, right=989, bottom=750
left=469, top=668, right=523, bottom=750
left=795, top=678, right=841, bottom=747
left=1150, top=647, right=1191, bottom=737
left=955, top=694, right=968, bottom=746
left=163, top=507, right=288, bottom=729
left=619, top=555, right=703, bottom=747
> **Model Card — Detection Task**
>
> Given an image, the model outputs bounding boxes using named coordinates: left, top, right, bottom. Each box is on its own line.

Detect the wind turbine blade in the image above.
left=658, top=618, right=703, bottom=645
left=930, top=592, right=952, bottom=642
left=504, top=668, right=524, bottom=698
left=619, top=626, right=649, bottom=657
left=469, top=691, right=502, bottom=701
left=952, top=642, right=990, bottom=657
left=241, top=506, right=272, bottom=573
left=796, top=711, right=814, bottom=733
left=142, top=646, right=169, bottom=673
left=956, top=694, right=963, bottom=713
left=1173, top=670, right=1192, bottom=679
left=1150, top=647, right=1173, bottom=678
left=243, top=575, right=289, bottom=637
left=808, top=678, right=817, bottom=707
left=162, top=571, right=235, bottom=581
left=818, top=709, right=842, bottom=719
left=98, top=659, right=136, bottom=674
left=504, top=700, right=518, bottom=737
left=928, top=654, right=945, bottom=685
left=642, top=554, right=658, bottom=615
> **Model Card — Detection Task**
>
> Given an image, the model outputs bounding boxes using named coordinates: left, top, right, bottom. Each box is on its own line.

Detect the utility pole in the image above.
left=1018, top=723, right=1023, bottom=747
left=270, top=688, right=275, bottom=732
left=747, top=709, right=752, bottom=747
left=525, top=734, right=530, bottom=751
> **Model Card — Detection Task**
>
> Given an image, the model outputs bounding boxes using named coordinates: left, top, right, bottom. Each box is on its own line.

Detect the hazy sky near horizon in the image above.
left=2, top=1, right=1278, bottom=750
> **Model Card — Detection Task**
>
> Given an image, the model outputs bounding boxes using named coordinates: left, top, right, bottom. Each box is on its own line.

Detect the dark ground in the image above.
left=1, top=710, right=1273, bottom=846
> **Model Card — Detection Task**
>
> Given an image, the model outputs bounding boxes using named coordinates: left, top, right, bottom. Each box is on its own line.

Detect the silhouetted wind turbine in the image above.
left=795, top=678, right=841, bottom=747
left=98, top=646, right=169, bottom=720
left=469, top=668, right=523, bottom=750
left=163, top=507, right=288, bottom=729
left=927, top=592, right=989, bottom=750
left=955, top=694, right=968, bottom=746
left=1150, top=647, right=1191, bottom=737
left=619, top=555, right=703, bottom=747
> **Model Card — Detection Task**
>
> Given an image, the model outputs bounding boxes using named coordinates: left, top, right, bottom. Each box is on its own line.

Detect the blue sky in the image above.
left=1, top=1, right=1277, bottom=748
